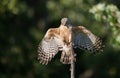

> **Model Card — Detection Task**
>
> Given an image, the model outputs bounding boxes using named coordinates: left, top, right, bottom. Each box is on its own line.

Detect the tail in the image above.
left=60, top=51, right=71, bottom=64
left=60, top=51, right=76, bottom=64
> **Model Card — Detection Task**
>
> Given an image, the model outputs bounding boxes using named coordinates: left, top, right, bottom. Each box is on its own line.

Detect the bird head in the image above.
left=61, top=18, right=71, bottom=27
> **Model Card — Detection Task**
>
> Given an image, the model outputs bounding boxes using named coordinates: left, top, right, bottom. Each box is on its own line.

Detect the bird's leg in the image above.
left=70, top=42, right=76, bottom=62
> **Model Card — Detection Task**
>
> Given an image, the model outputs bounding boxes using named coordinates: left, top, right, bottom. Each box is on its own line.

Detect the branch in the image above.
left=70, top=47, right=76, bottom=78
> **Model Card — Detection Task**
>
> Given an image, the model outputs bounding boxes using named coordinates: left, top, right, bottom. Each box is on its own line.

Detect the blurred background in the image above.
left=0, top=0, right=120, bottom=78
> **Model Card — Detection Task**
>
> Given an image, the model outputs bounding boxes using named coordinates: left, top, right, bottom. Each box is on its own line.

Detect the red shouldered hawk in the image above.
left=38, top=18, right=103, bottom=65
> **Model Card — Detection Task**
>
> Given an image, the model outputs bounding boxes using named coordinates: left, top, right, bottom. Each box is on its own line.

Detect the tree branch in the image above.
left=70, top=47, right=76, bottom=78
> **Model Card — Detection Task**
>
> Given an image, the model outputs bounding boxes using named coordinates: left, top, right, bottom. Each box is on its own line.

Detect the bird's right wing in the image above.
left=38, top=28, right=63, bottom=65
left=72, top=26, right=103, bottom=53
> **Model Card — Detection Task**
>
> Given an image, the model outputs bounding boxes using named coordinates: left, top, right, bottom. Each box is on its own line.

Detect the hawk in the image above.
left=38, top=18, right=103, bottom=65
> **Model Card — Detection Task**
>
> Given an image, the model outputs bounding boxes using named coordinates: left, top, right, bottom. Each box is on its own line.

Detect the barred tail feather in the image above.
left=60, top=51, right=72, bottom=64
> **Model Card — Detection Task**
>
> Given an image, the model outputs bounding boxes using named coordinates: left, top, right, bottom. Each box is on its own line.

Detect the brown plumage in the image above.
left=38, top=18, right=103, bottom=65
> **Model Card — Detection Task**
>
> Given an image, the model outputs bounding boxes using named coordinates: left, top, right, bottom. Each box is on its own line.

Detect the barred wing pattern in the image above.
left=73, top=26, right=102, bottom=53
left=38, top=37, right=63, bottom=65
left=38, top=18, right=103, bottom=65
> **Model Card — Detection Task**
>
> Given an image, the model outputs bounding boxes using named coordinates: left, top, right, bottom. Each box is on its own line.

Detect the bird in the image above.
left=38, top=18, right=103, bottom=65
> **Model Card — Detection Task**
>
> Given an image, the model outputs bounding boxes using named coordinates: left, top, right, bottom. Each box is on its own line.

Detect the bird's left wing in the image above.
left=72, top=26, right=103, bottom=53
left=38, top=28, right=63, bottom=65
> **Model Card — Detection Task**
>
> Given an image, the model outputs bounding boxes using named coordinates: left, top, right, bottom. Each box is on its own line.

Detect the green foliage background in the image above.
left=0, top=0, right=120, bottom=78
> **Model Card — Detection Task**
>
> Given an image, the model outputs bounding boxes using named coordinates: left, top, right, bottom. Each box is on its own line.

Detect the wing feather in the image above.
left=72, top=26, right=103, bottom=53
left=38, top=28, right=63, bottom=65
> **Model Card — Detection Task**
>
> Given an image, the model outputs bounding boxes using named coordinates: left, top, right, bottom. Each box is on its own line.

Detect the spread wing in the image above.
left=72, top=26, right=103, bottom=53
left=38, top=28, right=63, bottom=65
